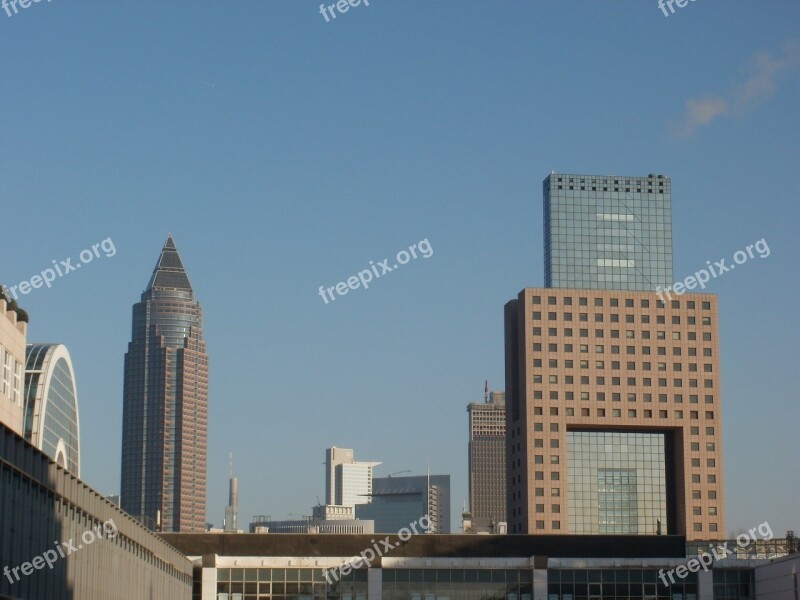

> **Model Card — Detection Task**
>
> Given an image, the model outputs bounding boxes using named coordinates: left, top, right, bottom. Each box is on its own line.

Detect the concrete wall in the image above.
left=0, top=423, right=193, bottom=599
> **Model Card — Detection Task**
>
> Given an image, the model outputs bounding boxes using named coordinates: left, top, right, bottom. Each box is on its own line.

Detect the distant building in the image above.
left=324, top=447, right=381, bottom=509
left=224, top=474, right=239, bottom=533
left=467, top=384, right=506, bottom=532
left=24, top=343, right=81, bottom=476
left=312, top=504, right=354, bottom=521
left=249, top=515, right=374, bottom=535
left=120, top=235, right=209, bottom=532
left=356, top=474, right=451, bottom=533
left=0, top=287, right=27, bottom=436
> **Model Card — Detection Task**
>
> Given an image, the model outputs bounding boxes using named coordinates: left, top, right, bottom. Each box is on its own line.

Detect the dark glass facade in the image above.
left=216, top=568, right=367, bottom=600
left=543, top=173, right=673, bottom=291
left=120, top=235, right=208, bottom=532
left=384, top=569, right=533, bottom=600
left=548, top=569, right=698, bottom=600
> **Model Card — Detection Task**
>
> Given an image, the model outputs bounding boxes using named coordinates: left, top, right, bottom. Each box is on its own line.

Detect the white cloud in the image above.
left=673, top=40, right=800, bottom=136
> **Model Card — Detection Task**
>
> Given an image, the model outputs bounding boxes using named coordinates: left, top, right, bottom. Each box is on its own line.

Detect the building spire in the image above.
left=146, top=234, right=193, bottom=292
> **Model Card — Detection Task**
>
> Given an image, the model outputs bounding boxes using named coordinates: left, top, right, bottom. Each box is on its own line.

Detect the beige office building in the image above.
left=0, top=288, right=26, bottom=436
left=505, top=288, right=725, bottom=540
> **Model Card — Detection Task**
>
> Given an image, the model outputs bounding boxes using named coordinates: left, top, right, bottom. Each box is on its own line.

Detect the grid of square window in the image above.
left=567, top=431, right=667, bottom=535
left=548, top=568, right=698, bottom=600
left=544, top=174, right=673, bottom=291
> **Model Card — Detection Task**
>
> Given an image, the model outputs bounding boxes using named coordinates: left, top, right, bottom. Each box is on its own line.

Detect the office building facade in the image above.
left=357, top=474, right=451, bottom=534
left=543, top=173, right=673, bottom=291
left=161, top=532, right=800, bottom=599
left=325, top=447, right=381, bottom=509
left=24, top=343, right=81, bottom=476
left=0, top=289, right=26, bottom=436
left=120, top=235, right=209, bottom=532
left=467, top=390, right=507, bottom=530
left=505, top=288, right=725, bottom=539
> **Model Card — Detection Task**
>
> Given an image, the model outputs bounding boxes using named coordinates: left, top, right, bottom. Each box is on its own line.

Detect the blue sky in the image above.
left=2, top=0, right=798, bottom=535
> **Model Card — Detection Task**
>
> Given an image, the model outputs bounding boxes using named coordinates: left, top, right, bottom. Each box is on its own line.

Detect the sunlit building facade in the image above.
left=120, top=235, right=209, bottom=532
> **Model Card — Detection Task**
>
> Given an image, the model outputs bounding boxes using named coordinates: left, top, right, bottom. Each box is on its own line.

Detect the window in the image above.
left=533, top=311, right=541, bottom=320
left=532, top=296, right=541, bottom=305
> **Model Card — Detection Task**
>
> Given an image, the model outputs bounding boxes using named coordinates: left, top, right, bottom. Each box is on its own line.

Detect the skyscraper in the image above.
left=224, top=462, right=239, bottom=533
left=505, top=173, right=724, bottom=539
left=324, top=447, right=381, bottom=509
left=24, top=343, right=81, bottom=476
left=467, top=384, right=506, bottom=531
left=120, top=235, right=208, bottom=532
left=543, top=173, right=673, bottom=290
left=504, top=289, right=724, bottom=539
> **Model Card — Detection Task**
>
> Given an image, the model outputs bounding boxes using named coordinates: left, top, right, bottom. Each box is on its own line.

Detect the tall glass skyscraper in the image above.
left=120, top=235, right=208, bottom=532
left=543, top=173, right=673, bottom=291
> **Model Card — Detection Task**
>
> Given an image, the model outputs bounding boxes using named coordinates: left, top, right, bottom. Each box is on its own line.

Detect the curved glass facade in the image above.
left=24, top=343, right=81, bottom=475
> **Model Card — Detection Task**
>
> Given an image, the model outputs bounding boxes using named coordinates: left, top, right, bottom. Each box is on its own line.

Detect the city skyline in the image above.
left=3, top=1, right=797, bottom=536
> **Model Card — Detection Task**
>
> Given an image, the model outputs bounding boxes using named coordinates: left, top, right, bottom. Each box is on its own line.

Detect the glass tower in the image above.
left=543, top=173, right=673, bottom=290
left=120, top=235, right=208, bottom=532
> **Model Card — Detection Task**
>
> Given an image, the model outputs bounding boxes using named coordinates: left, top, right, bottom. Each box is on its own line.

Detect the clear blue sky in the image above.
left=2, top=1, right=798, bottom=536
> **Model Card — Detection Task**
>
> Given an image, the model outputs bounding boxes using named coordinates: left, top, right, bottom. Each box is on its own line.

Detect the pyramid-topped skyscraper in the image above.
left=121, top=235, right=208, bottom=532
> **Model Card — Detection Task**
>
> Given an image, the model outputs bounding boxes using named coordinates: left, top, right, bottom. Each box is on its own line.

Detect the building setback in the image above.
left=120, top=235, right=209, bottom=532
left=505, top=288, right=725, bottom=539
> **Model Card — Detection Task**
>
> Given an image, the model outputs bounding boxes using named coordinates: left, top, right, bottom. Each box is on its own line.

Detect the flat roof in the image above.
left=158, top=533, right=686, bottom=560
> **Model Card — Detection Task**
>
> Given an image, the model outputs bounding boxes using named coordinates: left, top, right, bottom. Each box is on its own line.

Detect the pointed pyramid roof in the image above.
left=146, top=234, right=193, bottom=292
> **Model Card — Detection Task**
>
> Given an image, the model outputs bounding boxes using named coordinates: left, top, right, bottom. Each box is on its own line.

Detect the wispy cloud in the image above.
left=672, top=40, right=800, bottom=137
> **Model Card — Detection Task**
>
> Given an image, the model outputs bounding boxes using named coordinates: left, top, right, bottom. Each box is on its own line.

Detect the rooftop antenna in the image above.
left=484, top=380, right=489, bottom=403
